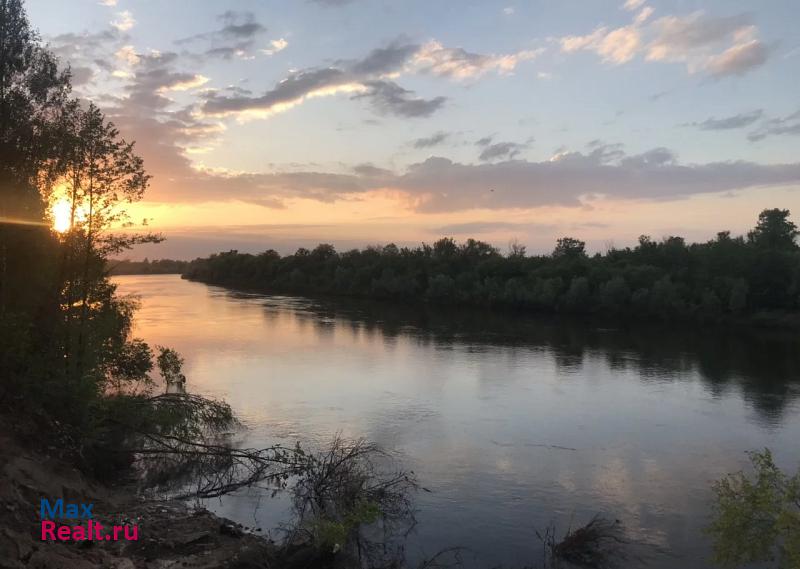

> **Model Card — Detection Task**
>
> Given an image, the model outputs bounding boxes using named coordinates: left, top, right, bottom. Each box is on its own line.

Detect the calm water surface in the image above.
left=115, top=274, right=800, bottom=568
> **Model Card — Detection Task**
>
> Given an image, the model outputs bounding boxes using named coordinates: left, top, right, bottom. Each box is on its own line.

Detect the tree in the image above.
left=460, top=238, right=498, bottom=259
left=748, top=209, right=799, bottom=251
left=426, top=273, right=455, bottom=301
left=0, top=0, right=336, bottom=506
left=708, top=449, right=800, bottom=568
left=181, top=209, right=800, bottom=325
left=52, top=102, right=159, bottom=379
left=0, top=0, right=73, bottom=404
left=599, top=276, right=630, bottom=312
left=746, top=210, right=800, bottom=310
left=729, top=279, right=748, bottom=314
left=563, top=276, right=590, bottom=311
left=553, top=237, right=586, bottom=259
left=0, top=0, right=70, bottom=216
left=156, top=346, right=186, bottom=387
left=0, top=0, right=71, bottom=318
left=508, top=238, right=527, bottom=258
left=432, top=237, right=458, bottom=259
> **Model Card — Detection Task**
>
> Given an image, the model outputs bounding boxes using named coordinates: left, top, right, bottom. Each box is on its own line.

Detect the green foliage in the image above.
left=564, top=276, right=591, bottom=312
left=183, top=209, right=800, bottom=325
left=708, top=449, right=800, bottom=568
left=108, top=338, right=154, bottom=391
left=729, top=279, right=748, bottom=314
left=310, top=500, right=382, bottom=552
left=599, top=275, right=630, bottom=312
left=553, top=236, right=587, bottom=259
left=156, top=346, right=186, bottom=385
left=291, top=437, right=417, bottom=563
left=0, top=2, right=237, bottom=493
left=749, top=209, right=799, bottom=252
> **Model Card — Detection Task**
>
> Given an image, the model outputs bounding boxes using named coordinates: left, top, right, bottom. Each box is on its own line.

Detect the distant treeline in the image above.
left=109, top=258, right=189, bottom=275
left=182, top=209, right=800, bottom=325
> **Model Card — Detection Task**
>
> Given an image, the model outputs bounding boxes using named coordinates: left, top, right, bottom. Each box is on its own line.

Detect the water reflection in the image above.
left=247, top=293, right=800, bottom=427
left=116, top=275, right=800, bottom=569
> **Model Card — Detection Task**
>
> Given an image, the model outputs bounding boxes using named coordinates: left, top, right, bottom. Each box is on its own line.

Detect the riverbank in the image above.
left=180, top=273, right=800, bottom=331
left=0, top=424, right=280, bottom=569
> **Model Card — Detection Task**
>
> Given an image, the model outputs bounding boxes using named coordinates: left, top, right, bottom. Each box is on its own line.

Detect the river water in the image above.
left=115, top=274, right=800, bottom=568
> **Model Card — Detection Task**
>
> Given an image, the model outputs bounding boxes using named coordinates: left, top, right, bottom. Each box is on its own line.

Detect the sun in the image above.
left=51, top=198, right=73, bottom=233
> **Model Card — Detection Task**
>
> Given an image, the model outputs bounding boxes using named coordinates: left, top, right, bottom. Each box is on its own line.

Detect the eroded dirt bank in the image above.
left=0, top=427, right=280, bottom=569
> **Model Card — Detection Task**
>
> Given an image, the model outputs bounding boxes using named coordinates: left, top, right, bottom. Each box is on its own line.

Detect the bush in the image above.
left=708, top=449, right=800, bottom=568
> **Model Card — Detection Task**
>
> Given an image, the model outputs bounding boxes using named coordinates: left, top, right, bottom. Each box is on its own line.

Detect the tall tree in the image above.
left=0, top=0, right=70, bottom=315
left=748, top=208, right=799, bottom=251
left=52, top=102, right=158, bottom=378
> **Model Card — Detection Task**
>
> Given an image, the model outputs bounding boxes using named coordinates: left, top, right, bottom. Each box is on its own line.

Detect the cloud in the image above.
left=633, top=6, right=654, bottom=25
left=98, top=45, right=800, bottom=221
left=622, top=0, right=645, bottom=11
left=704, top=39, right=769, bottom=77
left=43, top=1, right=796, bottom=227
left=202, top=67, right=367, bottom=118
left=69, top=66, right=95, bottom=86
left=352, top=164, right=393, bottom=178
left=503, top=7, right=515, bottom=16
left=560, top=9, right=770, bottom=77
left=436, top=221, right=552, bottom=234
left=47, top=28, right=129, bottom=88
left=748, top=110, right=800, bottom=141
left=354, top=80, right=446, bottom=118
left=646, top=12, right=769, bottom=76
left=413, top=131, right=450, bottom=149
left=122, top=52, right=212, bottom=110
left=163, top=74, right=209, bottom=92
left=688, top=110, right=763, bottom=130
left=392, top=149, right=800, bottom=212
left=196, top=37, right=540, bottom=121
left=111, top=10, right=135, bottom=32
left=126, top=226, right=386, bottom=259
left=177, top=11, right=266, bottom=60
left=560, top=25, right=640, bottom=64
left=479, top=141, right=525, bottom=162
left=99, top=0, right=117, bottom=6
left=179, top=11, right=266, bottom=43
left=647, top=13, right=751, bottom=61
left=136, top=141, right=797, bottom=214
left=347, top=41, right=420, bottom=75
left=261, top=38, right=288, bottom=56
left=49, top=28, right=120, bottom=65
left=200, top=40, right=458, bottom=120
left=309, top=0, right=356, bottom=5
left=411, top=40, right=543, bottom=79
left=86, top=43, right=366, bottom=206
left=115, top=45, right=140, bottom=66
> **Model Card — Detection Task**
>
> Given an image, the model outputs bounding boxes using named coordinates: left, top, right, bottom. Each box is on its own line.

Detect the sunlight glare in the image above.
left=51, top=198, right=72, bottom=233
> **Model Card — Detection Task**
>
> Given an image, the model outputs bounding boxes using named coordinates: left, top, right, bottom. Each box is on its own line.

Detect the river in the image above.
left=115, top=274, right=800, bottom=568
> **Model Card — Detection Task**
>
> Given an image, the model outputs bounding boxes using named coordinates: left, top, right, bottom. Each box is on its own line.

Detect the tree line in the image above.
left=108, top=258, right=188, bottom=275
left=183, top=208, right=800, bottom=325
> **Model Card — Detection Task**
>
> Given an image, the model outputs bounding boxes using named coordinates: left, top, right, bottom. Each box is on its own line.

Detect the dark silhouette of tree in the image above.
left=184, top=209, right=800, bottom=326
left=0, top=0, right=71, bottom=317
left=747, top=208, right=799, bottom=251
left=552, top=237, right=586, bottom=259
left=108, top=258, right=189, bottom=275
left=0, top=0, right=240, bottom=490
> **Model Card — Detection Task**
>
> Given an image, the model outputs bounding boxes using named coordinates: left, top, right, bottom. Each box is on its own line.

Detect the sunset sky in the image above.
left=28, top=0, right=800, bottom=259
